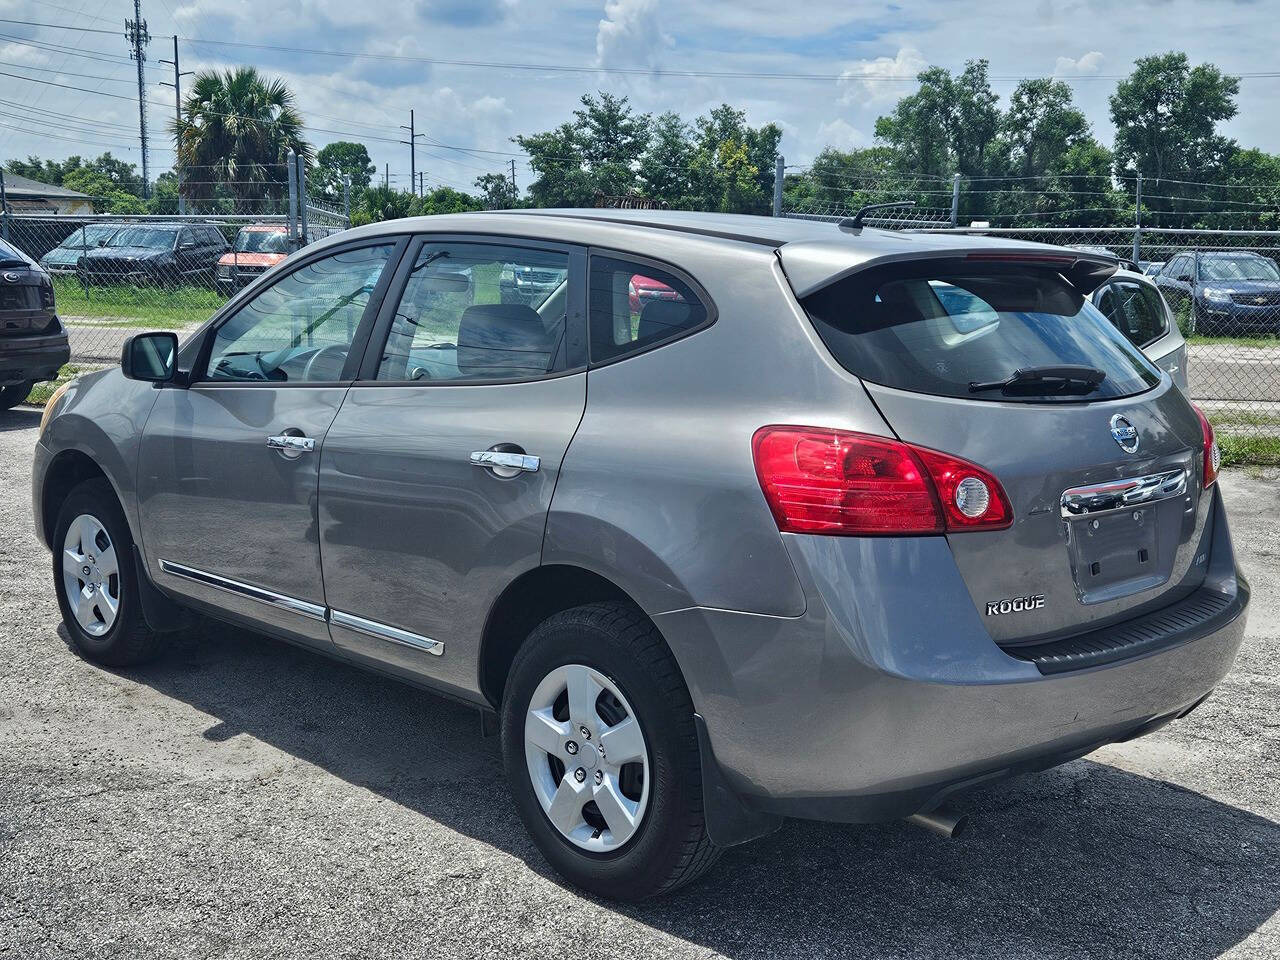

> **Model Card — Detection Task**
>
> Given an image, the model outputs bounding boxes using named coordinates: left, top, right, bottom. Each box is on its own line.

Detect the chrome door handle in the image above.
left=470, top=450, right=540, bottom=474
left=267, top=434, right=315, bottom=455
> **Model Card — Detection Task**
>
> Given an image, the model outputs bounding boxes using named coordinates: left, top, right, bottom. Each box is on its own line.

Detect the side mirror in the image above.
left=121, top=331, right=179, bottom=383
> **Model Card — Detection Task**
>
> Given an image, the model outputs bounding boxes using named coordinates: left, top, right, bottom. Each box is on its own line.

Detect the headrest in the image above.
left=457, top=303, right=556, bottom=378
left=637, top=300, right=693, bottom=342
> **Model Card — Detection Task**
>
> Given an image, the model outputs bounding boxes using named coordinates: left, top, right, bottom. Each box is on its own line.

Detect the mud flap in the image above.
left=694, top=713, right=782, bottom=848
left=132, top=545, right=194, bottom=632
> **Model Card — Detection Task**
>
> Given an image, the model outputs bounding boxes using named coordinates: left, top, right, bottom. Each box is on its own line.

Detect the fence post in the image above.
left=0, top=170, right=9, bottom=243
left=286, top=149, right=298, bottom=251
left=772, top=155, right=784, bottom=217
left=1132, top=172, right=1143, bottom=265
left=297, top=153, right=310, bottom=246
left=950, top=173, right=961, bottom=228
left=342, top=176, right=351, bottom=226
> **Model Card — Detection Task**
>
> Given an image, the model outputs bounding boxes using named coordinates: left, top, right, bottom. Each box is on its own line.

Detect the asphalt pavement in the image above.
left=1, top=409, right=1277, bottom=959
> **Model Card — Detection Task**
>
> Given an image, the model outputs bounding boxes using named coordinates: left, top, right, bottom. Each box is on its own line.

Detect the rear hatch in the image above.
left=789, top=245, right=1213, bottom=643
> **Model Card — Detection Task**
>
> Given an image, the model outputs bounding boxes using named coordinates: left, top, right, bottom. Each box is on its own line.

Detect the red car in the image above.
left=628, top=273, right=679, bottom=313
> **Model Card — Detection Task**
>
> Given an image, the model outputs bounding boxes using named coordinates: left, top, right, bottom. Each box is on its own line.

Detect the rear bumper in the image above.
left=658, top=486, right=1248, bottom=824
left=0, top=328, right=70, bottom=385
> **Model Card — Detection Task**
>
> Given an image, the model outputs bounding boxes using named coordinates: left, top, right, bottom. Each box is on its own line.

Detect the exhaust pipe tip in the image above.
left=906, top=806, right=969, bottom=839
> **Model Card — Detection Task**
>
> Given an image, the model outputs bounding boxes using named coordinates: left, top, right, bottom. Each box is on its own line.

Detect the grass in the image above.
left=1186, top=333, right=1280, bottom=348
left=23, top=364, right=92, bottom=406
left=1218, top=433, right=1280, bottom=467
left=1206, top=409, right=1280, bottom=429
left=52, top=276, right=224, bottom=329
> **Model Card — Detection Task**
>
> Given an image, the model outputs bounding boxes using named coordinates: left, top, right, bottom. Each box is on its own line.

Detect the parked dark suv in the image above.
left=1156, top=250, right=1280, bottom=334
left=0, top=239, right=69, bottom=409
left=77, top=223, right=228, bottom=287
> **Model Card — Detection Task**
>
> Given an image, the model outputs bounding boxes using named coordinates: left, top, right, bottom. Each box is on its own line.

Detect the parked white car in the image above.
left=1092, top=267, right=1188, bottom=391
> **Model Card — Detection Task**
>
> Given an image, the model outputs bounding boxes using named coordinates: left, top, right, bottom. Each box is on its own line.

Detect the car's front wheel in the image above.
left=501, top=602, right=719, bottom=900
left=52, top=478, right=168, bottom=666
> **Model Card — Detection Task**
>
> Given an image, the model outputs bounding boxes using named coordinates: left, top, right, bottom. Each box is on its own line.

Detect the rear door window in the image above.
left=802, top=264, right=1161, bottom=403
left=1113, top=280, right=1167, bottom=346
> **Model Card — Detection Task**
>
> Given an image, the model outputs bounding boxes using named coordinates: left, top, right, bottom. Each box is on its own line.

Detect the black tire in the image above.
left=501, top=601, right=719, bottom=900
left=0, top=381, right=33, bottom=410
left=52, top=478, right=168, bottom=666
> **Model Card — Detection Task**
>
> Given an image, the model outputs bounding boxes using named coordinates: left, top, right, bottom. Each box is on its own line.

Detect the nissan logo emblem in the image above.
left=1, top=272, right=18, bottom=283
left=1109, top=414, right=1140, bottom=454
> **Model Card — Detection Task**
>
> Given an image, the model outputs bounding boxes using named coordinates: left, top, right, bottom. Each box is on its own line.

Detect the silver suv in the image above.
left=32, top=211, right=1250, bottom=900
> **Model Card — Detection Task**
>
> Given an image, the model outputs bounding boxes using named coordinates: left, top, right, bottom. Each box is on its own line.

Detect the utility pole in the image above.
left=950, top=173, right=961, bottom=228
left=158, top=35, right=192, bottom=213
left=418, top=171, right=424, bottom=197
left=772, top=155, right=784, bottom=217
left=509, top=158, right=517, bottom=194
left=124, top=0, right=151, bottom=197
left=384, top=163, right=389, bottom=188
left=1132, top=173, right=1143, bottom=266
left=400, top=110, right=425, bottom=197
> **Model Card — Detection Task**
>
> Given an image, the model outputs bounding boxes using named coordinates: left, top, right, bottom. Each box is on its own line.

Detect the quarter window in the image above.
left=589, top=257, right=709, bottom=363
left=203, top=244, right=395, bottom=383
left=376, top=243, right=571, bottom=382
left=1111, top=281, right=1168, bottom=346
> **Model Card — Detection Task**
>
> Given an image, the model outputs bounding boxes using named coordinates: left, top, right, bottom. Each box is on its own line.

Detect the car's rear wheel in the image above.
left=501, top=601, right=719, bottom=900
left=0, top=381, right=32, bottom=410
left=52, top=478, right=168, bottom=666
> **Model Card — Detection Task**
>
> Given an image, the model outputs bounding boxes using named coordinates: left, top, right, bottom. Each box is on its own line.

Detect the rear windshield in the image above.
left=108, top=227, right=177, bottom=249
left=803, top=264, right=1161, bottom=403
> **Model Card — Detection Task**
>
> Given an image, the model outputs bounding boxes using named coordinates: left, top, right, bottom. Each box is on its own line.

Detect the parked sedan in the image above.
left=1156, top=251, right=1280, bottom=335
left=1092, top=268, right=1187, bottom=390
left=37, top=224, right=120, bottom=275
left=34, top=211, right=1247, bottom=900
left=77, top=222, right=228, bottom=287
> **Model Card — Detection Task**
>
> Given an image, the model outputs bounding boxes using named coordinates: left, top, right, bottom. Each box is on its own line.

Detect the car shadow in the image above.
left=102, top=619, right=1279, bottom=960
left=0, top=406, right=43, bottom=432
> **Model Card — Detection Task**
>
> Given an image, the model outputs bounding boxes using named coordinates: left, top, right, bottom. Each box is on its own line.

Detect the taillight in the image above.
left=751, top=426, right=1013, bottom=536
left=1193, top=405, right=1220, bottom=487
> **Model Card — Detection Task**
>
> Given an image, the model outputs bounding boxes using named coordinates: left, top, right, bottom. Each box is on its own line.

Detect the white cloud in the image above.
left=595, top=0, right=674, bottom=70
left=1054, top=51, right=1105, bottom=77
left=816, top=118, right=865, bottom=151
left=838, top=47, right=927, bottom=107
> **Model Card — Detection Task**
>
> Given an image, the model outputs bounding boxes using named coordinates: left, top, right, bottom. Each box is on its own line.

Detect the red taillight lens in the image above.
left=1193, top=405, right=1220, bottom=487
left=751, top=426, right=1012, bottom=536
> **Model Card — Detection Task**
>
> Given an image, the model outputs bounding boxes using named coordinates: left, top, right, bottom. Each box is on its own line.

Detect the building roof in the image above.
left=1, top=171, right=91, bottom=198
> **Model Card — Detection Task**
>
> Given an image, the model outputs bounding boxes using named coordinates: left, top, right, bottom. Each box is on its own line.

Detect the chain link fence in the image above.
left=784, top=202, right=1280, bottom=464
left=3, top=177, right=350, bottom=404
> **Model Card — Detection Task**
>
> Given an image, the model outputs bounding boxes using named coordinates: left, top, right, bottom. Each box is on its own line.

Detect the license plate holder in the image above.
left=1066, top=507, right=1162, bottom=604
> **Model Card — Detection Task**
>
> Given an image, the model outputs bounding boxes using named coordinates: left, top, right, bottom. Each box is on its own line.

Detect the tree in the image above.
left=638, top=112, right=694, bottom=207
left=417, top=186, right=483, bottom=216
left=474, top=171, right=520, bottom=209
left=1109, top=53, right=1240, bottom=225
left=687, top=104, right=782, bottom=214
left=1000, top=79, right=1090, bottom=180
left=874, top=60, right=999, bottom=184
left=313, top=141, right=375, bottom=199
left=782, top=145, right=903, bottom=217
left=173, top=67, right=311, bottom=204
left=5, top=152, right=143, bottom=196
left=350, top=185, right=418, bottom=226
left=516, top=92, right=649, bottom=206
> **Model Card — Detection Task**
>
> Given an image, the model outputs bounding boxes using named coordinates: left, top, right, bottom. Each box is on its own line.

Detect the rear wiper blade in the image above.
left=969, top=365, right=1107, bottom=395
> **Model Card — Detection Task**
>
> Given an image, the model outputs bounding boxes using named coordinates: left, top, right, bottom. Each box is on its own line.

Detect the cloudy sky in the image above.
left=0, top=0, right=1276, bottom=191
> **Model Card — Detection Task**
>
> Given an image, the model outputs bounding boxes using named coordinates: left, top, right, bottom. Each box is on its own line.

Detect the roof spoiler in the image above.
left=779, top=242, right=1119, bottom=299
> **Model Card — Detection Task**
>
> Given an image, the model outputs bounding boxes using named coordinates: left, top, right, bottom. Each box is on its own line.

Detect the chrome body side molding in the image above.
left=329, top=609, right=445, bottom=656
left=157, top=559, right=328, bottom=622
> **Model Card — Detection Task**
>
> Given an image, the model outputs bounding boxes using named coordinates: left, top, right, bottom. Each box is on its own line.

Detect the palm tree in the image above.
left=173, top=67, right=311, bottom=204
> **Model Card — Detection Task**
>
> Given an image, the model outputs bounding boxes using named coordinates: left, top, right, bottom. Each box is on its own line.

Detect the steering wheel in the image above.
left=302, top=343, right=349, bottom=382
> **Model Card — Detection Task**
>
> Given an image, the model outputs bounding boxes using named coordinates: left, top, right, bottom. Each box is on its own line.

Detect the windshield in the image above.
left=803, top=264, right=1162, bottom=403
left=1200, top=257, right=1280, bottom=282
left=235, top=229, right=289, bottom=254
left=57, top=224, right=117, bottom=249
left=107, top=227, right=177, bottom=250
left=0, top=239, right=27, bottom=265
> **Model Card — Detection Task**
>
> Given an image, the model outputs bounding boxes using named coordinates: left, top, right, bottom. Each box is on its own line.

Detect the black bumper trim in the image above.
left=998, top=583, right=1246, bottom=675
